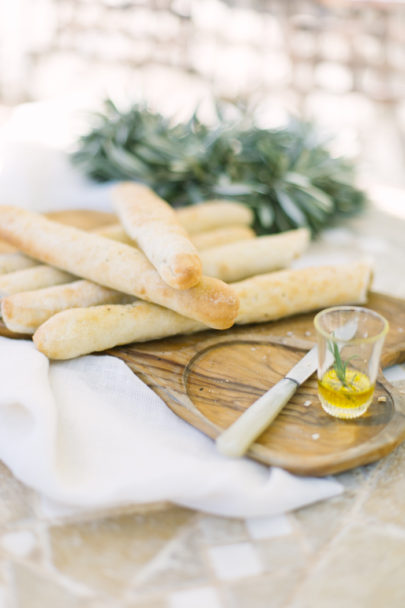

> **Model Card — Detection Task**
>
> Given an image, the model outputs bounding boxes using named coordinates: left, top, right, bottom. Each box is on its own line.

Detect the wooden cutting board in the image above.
left=1, top=211, right=405, bottom=476
left=108, top=291, right=405, bottom=476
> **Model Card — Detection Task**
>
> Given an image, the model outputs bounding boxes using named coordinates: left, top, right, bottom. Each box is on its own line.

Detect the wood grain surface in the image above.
left=109, top=291, right=405, bottom=476
left=0, top=210, right=404, bottom=476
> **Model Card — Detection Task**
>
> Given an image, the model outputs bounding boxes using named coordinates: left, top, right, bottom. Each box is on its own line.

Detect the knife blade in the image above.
left=216, top=318, right=358, bottom=458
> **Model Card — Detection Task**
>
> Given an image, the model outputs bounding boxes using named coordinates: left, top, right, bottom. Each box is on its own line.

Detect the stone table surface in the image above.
left=0, top=196, right=404, bottom=608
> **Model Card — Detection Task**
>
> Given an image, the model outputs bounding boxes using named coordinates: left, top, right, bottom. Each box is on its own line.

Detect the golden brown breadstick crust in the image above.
left=1, top=280, right=132, bottom=334
left=112, top=182, right=202, bottom=289
left=33, top=261, right=372, bottom=360
left=0, top=205, right=238, bottom=329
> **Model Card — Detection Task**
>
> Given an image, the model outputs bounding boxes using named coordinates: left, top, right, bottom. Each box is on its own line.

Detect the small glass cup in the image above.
left=314, top=306, right=389, bottom=419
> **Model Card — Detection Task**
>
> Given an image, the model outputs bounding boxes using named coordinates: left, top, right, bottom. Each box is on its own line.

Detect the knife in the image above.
left=216, top=318, right=358, bottom=458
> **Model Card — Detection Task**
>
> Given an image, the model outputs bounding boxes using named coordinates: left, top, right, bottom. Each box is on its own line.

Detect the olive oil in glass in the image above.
left=318, top=367, right=375, bottom=419
left=314, top=307, right=388, bottom=420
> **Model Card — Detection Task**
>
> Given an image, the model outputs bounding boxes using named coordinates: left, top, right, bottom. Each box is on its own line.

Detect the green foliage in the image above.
left=72, top=99, right=366, bottom=235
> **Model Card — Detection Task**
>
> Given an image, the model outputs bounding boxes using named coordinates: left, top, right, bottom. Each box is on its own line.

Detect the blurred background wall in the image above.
left=0, top=0, right=404, bottom=186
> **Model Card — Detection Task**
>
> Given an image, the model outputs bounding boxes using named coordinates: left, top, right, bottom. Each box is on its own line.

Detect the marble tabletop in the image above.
left=0, top=193, right=404, bottom=608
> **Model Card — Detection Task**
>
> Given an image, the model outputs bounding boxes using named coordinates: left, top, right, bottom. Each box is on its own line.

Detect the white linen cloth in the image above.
left=0, top=336, right=342, bottom=518
left=0, top=100, right=346, bottom=519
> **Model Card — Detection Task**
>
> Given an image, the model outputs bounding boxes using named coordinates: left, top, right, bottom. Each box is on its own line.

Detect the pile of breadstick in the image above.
left=0, top=182, right=372, bottom=360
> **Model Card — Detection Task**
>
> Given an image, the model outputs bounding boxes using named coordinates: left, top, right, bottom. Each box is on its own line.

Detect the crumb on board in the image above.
left=378, top=396, right=387, bottom=402
left=311, top=433, right=320, bottom=440
left=303, top=400, right=312, bottom=407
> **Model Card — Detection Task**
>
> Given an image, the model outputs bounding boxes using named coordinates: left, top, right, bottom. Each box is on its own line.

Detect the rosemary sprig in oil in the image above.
left=328, top=340, right=349, bottom=387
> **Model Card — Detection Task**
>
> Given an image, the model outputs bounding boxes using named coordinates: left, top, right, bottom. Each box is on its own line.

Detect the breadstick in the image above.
left=0, top=207, right=255, bottom=279
left=98, top=220, right=308, bottom=284
left=33, top=261, right=372, bottom=359
left=176, top=200, right=254, bottom=234
left=94, top=223, right=256, bottom=250
left=0, top=206, right=238, bottom=329
left=200, top=229, right=309, bottom=283
left=191, top=226, right=255, bottom=250
left=112, top=182, right=203, bottom=289
left=2, top=228, right=306, bottom=333
left=234, top=260, right=372, bottom=324
left=0, top=252, right=38, bottom=274
left=0, top=265, right=75, bottom=297
left=56, top=199, right=253, bottom=236
left=0, top=240, right=17, bottom=254
left=0, top=222, right=134, bottom=275
left=1, top=280, right=132, bottom=333
left=34, top=301, right=202, bottom=358
left=0, top=200, right=254, bottom=270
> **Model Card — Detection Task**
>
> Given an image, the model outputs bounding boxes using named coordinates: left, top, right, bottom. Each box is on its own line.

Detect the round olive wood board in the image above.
left=105, top=291, right=405, bottom=476
left=0, top=211, right=404, bottom=476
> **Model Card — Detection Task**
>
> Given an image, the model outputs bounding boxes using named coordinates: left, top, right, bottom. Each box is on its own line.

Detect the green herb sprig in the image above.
left=328, top=340, right=349, bottom=387
left=328, top=340, right=360, bottom=388
left=72, top=99, right=366, bottom=235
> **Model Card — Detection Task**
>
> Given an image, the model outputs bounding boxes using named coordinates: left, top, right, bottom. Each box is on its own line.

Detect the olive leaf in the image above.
left=72, top=100, right=366, bottom=235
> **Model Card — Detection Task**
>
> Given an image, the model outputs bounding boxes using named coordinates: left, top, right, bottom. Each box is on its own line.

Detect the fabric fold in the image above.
left=0, top=336, right=342, bottom=518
